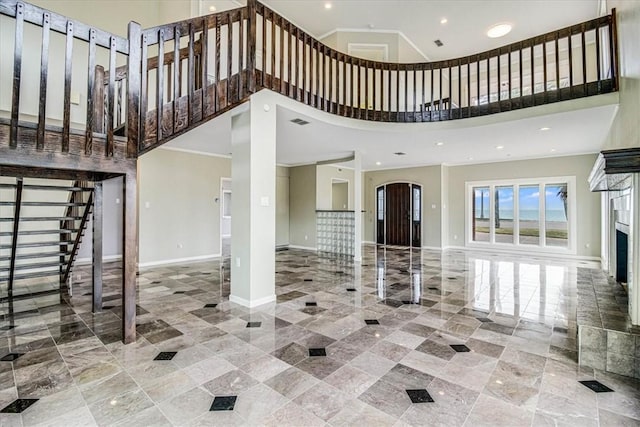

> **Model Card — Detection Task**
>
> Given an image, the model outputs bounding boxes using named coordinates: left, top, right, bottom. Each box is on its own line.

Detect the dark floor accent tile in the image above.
left=553, top=326, right=569, bottom=334
left=309, top=348, right=327, bottom=357
left=450, top=344, right=471, bottom=353
left=0, top=398, right=39, bottom=413
left=406, top=389, right=434, bottom=403
left=447, top=277, right=457, bottom=280
left=210, top=395, right=237, bottom=411
left=401, top=300, right=417, bottom=305
left=154, top=351, right=178, bottom=361
left=0, top=353, right=23, bottom=362
left=346, top=288, right=357, bottom=292
left=246, top=322, right=262, bottom=328
left=0, top=325, right=16, bottom=331
left=300, top=306, right=327, bottom=316
left=204, top=303, right=218, bottom=308
left=365, top=319, right=380, bottom=325
left=304, top=279, right=313, bottom=282
left=579, top=380, right=614, bottom=393
left=151, top=281, right=161, bottom=284
left=173, top=291, right=186, bottom=294
left=380, top=299, right=403, bottom=308
left=305, top=302, right=318, bottom=307
left=477, top=317, right=493, bottom=323
left=102, top=305, right=115, bottom=310
left=428, top=287, right=439, bottom=291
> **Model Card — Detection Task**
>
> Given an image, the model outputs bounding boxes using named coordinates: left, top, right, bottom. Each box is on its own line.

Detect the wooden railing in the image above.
left=255, top=3, right=618, bottom=122
left=0, top=0, right=619, bottom=166
left=0, top=0, right=132, bottom=158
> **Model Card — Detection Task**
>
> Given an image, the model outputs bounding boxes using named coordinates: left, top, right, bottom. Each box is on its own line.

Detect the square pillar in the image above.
left=354, top=151, right=362, bottom=262
left=230, top=91, right=277, bottom=307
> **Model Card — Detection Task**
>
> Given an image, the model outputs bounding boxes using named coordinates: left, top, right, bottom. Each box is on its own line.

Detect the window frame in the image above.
left=465, top=176, right=577, bottom=254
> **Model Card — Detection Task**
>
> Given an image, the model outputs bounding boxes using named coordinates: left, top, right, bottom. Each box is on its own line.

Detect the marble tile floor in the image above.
left=1, top=246, right=639, bottom=426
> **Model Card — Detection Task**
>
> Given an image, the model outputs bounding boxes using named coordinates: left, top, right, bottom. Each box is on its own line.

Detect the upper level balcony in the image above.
left=0, top=0, right=619, bottom=173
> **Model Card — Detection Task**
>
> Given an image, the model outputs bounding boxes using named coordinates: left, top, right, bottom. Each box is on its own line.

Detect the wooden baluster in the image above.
left=543, top=40, right=547, bottom=102
left=356, top=59, right=361, bottom=119
left=530, top=42, right=534, bottom=98
left=341, top=53, right=346, bottom=114
left=610, top=11, right=618, bottom=90
left=422, top=67, right=426, bottom=119
left=127, top=20, right=142, bottom=157
left=156, top=29, right=165, bottom=143
left=215, top=15, right=221, bottom=110
left=247, top=0, right=256, bottom=93
left=37, top=12, right=50, bottom=150
left=287, top=22, right=292, bottom=98
left=107, top=36, right=116, bottom=156
left=412, top=66, right=417, bottom=120
left=270, top=11, right=275, bottom=90
left=486, top=57, right=490, bottom=106
left=363, top=61, right=368, bottom=118
left=85, top=29, right=96, bottom=155
left=555, top=33, right=560, bottom=93
left=580, top=24, right=587, bottom=92
left=448, top=65, right=452, bottom=117
left=173, top=26, right=181, bottom=132
left=507, top=50, right=511, bottom=101
left=476, top=56, right=480, bottom=107
left=9, top=2, right=24, bottom=148
left=519, top=45, right=523, bottom=100
left=202, top=18, right=209, bottom=113
left=595, top=25, right=601, bottom=86
left=62, top=21, right=73, bottom=152
left=139, top=34, right=148, bottom=150
left=261, top=9, right=266, bottom=88
left=302, top=32, right=308, bottom=103
left=279, top=16, right=284, bottom=94
left=94, top=66, right=105, bottom=134
left=189, top=22, right=195, bottom=119
left=430, top=65, right=434, bottom=121
left=404, top=68, right=408, bottom=121
left=497, top=54, right=501, bottom=105
left=457, top=61, right=461, bottom=117
left=294, top=28, right=300, bottom=100
left=315, top=40, right=320, bottom=108
left=373, top=62, right=377, bottom=119
left=320, top=46, right=325, bottom=111
left=568, top=34, right=573, bottom=96
left=466, top=59, right=470, bottom=115
left=396, top=65, right=400, bottom=119
left=227, top=15, right=233, bottom=107
left=386, top=64, right=391, bottom=120
left=238, top=12, right=244, bottom=99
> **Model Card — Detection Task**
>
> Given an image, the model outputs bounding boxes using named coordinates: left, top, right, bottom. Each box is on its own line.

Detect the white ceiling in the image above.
left=198, top=1, right=601, bottom=60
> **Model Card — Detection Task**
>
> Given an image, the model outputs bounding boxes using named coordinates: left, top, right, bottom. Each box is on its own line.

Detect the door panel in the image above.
left=376, top=187, right=385, bottom=244
left=386, top=183, right=411, bottom=246
left=412, top=184, right=421, bottom=247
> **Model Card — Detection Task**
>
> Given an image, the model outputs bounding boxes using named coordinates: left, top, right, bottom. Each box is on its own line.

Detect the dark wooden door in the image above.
left=385, top=183, right=411, bottom=246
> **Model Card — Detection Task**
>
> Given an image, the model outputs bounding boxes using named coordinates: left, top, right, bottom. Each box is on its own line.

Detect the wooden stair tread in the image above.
left=23, top=184, right=93, bottom=191
left=0, top=229, right=77, bottom=236
left=0, top=240, right=74, bottom=249
left=0, top=252, right=70, bottom=262
left=0, top=261, right=65, bottom=272
left=2, top=216, right=84, bottom=222
left=0, top=269, right=61, bottom=282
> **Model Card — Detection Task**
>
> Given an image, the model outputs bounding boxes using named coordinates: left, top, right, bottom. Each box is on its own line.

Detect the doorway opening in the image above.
left=376, top=182, right=422, bottom=247
left=331, top=179, right=349, bottom=210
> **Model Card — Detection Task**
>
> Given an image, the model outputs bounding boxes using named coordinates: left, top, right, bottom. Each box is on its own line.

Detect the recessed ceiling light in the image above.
left=540, top=127, right=551, bottom=131
left=440, top=18, right=448, bottom=24
left=487, top=23, right=512, bottom=38
left=550, top=148, right=556, bottom=152
left=324, top=3, right=332, bottom=9
left=209, top=5, right=216, bottom=12
left=375, top=161, right=382, bottom=166
left=495, top=145, right=504, bottom=150
left=468, top=157, right=474, bottom=160
left=435, top=142, right=444, bottom=146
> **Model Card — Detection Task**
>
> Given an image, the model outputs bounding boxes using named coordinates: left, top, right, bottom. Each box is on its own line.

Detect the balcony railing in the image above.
left=0, top=0, right=619, bottom=168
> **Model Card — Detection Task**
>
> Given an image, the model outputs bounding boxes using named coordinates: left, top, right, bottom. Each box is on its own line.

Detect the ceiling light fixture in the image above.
left=540, top=127, right=551, bottom=131
left=487, top=23, right=512, bottom=38
left=440, top=18, right=448, bottom=24
left=468, top=157, right=474, bottom=160
left=496, top=145, right=504, bottom=150
left=435, top=142, right=444, bottom=146
left=208, top=5, right=216, bottom=12
left=550, top=148, right=556, bottom=152
left=375, top=161, right=382, bottom=166
left=324, top=3, right=332, bottom=9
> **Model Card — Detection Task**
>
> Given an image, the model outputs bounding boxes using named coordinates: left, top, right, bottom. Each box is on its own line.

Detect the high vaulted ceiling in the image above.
left=223, top=0, right=602, bottom=61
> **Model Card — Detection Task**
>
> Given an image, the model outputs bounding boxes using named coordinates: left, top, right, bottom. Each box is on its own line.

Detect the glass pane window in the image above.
left=519, top=185, right=539, bottom=245
left=545, top=183, right=568, bottom=247
left=413, top=186, right=421, bottom=221
left=472, top=187, right=490, bottom=242
left=377, top=187, right=384, bottom=220
left=494, top=186, right=514, bottom=244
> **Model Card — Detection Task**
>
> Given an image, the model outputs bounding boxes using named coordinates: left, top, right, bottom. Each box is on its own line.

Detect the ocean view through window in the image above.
left=467, top=177, right=574, bottom=253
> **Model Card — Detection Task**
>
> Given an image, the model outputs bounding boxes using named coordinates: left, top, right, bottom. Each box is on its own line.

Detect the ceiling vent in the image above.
left=394, top=152, right=406, bottom=156
left=290, top=118, right=310, bottom=125
left=434, top=39, right=444, bottom=47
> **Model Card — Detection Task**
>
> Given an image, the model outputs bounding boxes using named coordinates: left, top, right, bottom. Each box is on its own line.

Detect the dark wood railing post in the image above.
left=8, top=178, right=23, bottom=297
left=247, top=0, right=257, bottom=93
left=127, top=21, right=142, bottom=157
left=610, top=8, right=619, bottom=91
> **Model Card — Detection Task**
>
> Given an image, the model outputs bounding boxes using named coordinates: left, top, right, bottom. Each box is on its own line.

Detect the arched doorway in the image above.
left=376, top=182, right=422, bottom=247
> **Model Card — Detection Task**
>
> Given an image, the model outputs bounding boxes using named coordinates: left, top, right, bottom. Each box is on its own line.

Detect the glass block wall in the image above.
left=316, top=211, right=355, bottom=256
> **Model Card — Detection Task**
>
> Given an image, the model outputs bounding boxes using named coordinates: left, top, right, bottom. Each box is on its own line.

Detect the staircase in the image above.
left=0, top=177, right=94, bottom=300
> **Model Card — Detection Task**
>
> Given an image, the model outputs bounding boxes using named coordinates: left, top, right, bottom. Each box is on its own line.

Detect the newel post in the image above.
left=127, top=21, right=142, bottom=158
left=247, top=0, right=257, bottom=93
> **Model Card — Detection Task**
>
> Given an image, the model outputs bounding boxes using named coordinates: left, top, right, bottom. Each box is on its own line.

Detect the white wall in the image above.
left=316, top=165, right=355, bottom=210
left=138, top=148, right=231, bottom=265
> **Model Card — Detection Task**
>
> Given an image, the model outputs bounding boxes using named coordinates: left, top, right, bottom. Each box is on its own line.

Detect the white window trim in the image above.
left=465, top=176, right=577, bottom=255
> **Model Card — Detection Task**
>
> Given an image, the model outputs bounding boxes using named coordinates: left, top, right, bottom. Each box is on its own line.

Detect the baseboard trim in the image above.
left=75, top=255, right=122, bottom=265
left=422, top=246, right=443, bottom=251
left=138, top=253, right=221, bottom=269
left=288, top=245, right=317, bottom=251
left=443, top=245, right=601, bottom=262
left=229, top=294, right=276, bottom=308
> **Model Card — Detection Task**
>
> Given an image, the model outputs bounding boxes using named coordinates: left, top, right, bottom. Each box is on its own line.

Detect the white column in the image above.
left=354, top=151, right=362, bottom=262
left=230, top=91, right=276, bottom=308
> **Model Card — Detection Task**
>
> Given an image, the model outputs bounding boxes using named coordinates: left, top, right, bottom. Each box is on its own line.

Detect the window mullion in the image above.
left=540, top=183, right=546, bottom=247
